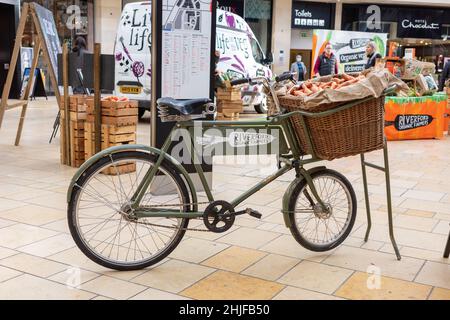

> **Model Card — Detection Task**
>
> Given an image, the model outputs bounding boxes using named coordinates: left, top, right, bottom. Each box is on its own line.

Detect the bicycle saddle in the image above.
left=157, top=97, right=212, bottom=115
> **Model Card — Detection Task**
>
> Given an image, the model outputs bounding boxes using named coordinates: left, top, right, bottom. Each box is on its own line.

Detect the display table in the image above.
left=385, top=94, right=448, bottom=141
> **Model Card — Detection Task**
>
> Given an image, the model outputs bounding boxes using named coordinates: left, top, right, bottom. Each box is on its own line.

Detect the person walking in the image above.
left=72, top=36, right=88, bottom=94
left=365, top=41, right=382, bottom=70
left=313, top=42, right=338, bottom=77
left=72, top=36, right=88, bottom=60
left=438, top=60, right=450, bottom=92
left=436, top=55, right=445, bottom=74
left=290, top=54, right=307, bottom=81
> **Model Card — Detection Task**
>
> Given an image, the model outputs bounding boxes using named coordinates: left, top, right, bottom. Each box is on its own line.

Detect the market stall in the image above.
left=384, top=94, right=448, bottom=141
left=380, top=58, right=449, bottom=140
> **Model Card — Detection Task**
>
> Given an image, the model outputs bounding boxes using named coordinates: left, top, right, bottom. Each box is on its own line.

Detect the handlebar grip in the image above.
left=275, top=72, right=294, bottom=82
left=275, top=72, right=294, bottom=83
left=230, top=78, right=250, bottom=86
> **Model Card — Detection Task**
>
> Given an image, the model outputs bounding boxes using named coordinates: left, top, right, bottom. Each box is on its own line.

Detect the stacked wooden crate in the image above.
left=447, top=88, right=450, bottom=133
left=216, top=86, right=243, bottom=120
left=60, top=95, right=87, bottom=167
left=85, top=98, right=138, bottom=175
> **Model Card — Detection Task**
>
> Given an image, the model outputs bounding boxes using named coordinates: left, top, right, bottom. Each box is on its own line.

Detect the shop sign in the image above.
left=395, top=115, right=433, bottom=131
left=397, top=9, right=442, bottom=39
left=311, top=29, right=388, bottom=76
left=217, top=0, right=245, bottom=17
left=291, top=1, right=332, bottom=29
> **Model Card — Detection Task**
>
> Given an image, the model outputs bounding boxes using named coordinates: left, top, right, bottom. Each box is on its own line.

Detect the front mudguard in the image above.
left=281, top=166, right=326, bottom=228
left=66, top=144, right=198, bottom=211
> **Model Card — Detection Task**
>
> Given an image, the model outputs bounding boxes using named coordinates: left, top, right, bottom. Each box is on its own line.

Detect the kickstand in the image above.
left=360, top=140, right=401, bottom=260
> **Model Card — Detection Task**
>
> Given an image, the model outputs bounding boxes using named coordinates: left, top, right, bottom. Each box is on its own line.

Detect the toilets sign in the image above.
left=291, top=2, right=332, bottom=29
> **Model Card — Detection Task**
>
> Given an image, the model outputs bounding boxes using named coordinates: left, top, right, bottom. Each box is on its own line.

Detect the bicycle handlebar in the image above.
left=230, top=78, right=250, bottom=86
left=275, top=72, right=295, bottom=83
left=230, top=73, right=295, bottom=88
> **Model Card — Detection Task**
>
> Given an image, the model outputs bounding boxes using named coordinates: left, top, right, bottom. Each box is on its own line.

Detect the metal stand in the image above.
left=360, top=140, right=401, bottom=260
left=49, top=111, right=60, bottom=143
left=444, top=225, right=450, bottom=259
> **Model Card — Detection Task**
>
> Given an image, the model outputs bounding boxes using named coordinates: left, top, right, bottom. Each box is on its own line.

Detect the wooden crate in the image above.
left=447, top=88, right=450, bottom=132
left=217, top=87, right=241, bottom=101
left=84, top=123, right=136, bottom=175
left=217, top=111, right=240, bottom=121
left=84, top=98, right=138, bottom=175
left=60, top=95, right=88, bottom=167
left=216, top=87, right=243, bottom=120
left=217, top=100, right=243, bottom=113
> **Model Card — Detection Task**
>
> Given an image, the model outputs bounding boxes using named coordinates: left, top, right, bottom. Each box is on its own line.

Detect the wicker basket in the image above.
left=281, top=96, right=385, bottom=161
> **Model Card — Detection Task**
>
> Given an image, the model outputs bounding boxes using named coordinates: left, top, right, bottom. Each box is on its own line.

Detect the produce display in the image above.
left=290, top=73, right=367, bottom=97
left=102, top=96, right=130, bottom=102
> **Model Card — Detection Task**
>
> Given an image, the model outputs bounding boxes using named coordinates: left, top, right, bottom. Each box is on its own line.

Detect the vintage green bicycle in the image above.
left=67, top=73, right=397, bottom=270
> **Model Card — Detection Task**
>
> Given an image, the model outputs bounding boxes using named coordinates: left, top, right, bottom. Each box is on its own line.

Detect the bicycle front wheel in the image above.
left=68, top=151, right=190, bottom=271
left=288, top=169, right=357, bottom=252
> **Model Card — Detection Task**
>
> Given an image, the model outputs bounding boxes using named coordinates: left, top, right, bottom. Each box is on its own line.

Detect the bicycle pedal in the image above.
left=246, top=209, right=262, bottom=220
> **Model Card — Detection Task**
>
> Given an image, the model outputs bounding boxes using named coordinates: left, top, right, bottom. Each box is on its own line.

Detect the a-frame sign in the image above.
left=0, top=2, right=62, bottom=146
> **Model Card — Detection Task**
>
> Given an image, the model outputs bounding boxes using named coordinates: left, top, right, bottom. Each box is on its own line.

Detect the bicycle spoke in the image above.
left=294, top=174, right=353, bottom=247
left=72, top=156, right=187, bottom=268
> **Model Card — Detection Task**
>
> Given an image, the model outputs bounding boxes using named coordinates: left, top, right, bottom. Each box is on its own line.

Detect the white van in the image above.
left=114, top=1, right=151, bottom=118
left=114, top=2, right=272, bottom=117
left=216, top=10, right=273, bottom=113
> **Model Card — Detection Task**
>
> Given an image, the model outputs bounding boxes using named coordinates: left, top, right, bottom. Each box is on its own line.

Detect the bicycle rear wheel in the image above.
left=288, top=169, right=357, bottom=252
left=68, top=151, right=190, bottom=271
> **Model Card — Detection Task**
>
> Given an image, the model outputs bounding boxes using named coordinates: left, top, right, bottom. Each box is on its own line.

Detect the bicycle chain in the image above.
left=134, top=202, right=213, bottom=233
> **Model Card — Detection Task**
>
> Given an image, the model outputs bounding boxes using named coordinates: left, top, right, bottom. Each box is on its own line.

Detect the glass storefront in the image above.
left=289, top=1, right=335, bottom=79
left=20, top=0, right=94, bottom=92
left=341, top=4, right=450, bottom=67
left=121, top=1, right=273, bottom=54
left=21, top=0, right=94, bottom=50
left=217, top=0, right=273, bottom=54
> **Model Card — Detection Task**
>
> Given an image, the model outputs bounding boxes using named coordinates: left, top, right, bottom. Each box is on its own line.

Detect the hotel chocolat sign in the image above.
left=397, top=9, right=442, bottom=39
left=291, top=1, right=332, bottom=29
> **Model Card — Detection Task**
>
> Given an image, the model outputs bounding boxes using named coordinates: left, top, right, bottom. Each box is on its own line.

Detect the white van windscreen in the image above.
left=216, top=27, right=252, bottom=77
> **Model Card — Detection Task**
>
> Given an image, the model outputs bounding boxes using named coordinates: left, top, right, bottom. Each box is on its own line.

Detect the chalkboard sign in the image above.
left=0, top=2, right=62, bottom=146
left=32, top=3, right=62, bottom=80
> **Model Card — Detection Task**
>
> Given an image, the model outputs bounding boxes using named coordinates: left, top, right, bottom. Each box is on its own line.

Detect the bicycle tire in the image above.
left=288, top=169, right=357, bottom=252
left=68, top=151, right=190, bottom=271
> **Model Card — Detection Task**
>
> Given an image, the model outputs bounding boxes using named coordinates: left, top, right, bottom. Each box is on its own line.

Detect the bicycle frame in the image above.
left=128, top=109, right=337, bottom=220
left=128, top=86, right=395, bottom=220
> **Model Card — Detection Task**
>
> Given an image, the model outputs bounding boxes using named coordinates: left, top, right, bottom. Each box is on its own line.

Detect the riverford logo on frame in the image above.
left=197, top=131, right=276, bottom=148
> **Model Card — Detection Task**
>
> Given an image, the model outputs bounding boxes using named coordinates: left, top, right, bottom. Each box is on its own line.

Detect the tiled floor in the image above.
left=0, top=98, right=449, bottom=300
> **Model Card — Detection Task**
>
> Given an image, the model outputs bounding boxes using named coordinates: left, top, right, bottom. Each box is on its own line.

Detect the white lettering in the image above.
left=401, top=19, right=440, bottom=30
left=66, top=5, right=81, bottom=30
left=295, top=9, right=312, bottom=18
left=366, top=5, right=381, bottom=30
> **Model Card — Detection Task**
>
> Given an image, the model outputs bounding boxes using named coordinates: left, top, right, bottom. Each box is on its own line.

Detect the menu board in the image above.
left=32, top=3, right=62, bottom=80
left=161, top=0, right=213, bottom=99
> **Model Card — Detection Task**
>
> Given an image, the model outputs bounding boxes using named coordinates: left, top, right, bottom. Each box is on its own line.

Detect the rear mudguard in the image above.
left=66, top=144, right=198, bottom=212
left=281, top=166, right=326, bottom=228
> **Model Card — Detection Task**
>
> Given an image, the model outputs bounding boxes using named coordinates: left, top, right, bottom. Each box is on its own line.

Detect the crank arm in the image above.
left=223, top=208, right=262, bottom=219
